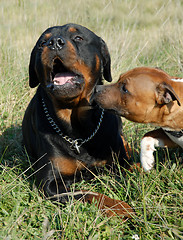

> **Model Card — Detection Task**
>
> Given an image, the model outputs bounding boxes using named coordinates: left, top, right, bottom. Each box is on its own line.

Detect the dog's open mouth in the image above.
left=53, top=72, right=77, bottom=85
left=50, top=58, right=83, bottom=86
left=47, top=57, right=85, bottom=99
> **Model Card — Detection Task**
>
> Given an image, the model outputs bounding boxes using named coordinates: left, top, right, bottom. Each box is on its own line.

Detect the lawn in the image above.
left=0, top=0, right=183, bottom=239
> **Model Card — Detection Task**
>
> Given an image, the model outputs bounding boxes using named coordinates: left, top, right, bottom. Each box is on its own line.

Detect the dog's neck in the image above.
left=149, top=103, right=183, bottom=130
left=55, top=107, right=72, bottom=124
left=161, top=106, right=183, bottom=130
left=143, top=80, right=183, bottom=130
left=53, top=98, right=92, bottom=124
left=41, top=87, right=102, bottom=139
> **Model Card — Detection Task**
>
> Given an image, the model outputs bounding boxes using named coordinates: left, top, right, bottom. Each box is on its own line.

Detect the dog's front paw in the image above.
left=140, top=136, right=156, bottom=171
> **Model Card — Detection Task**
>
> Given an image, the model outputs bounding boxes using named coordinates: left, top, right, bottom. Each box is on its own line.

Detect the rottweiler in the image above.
left=22, top=23, right=133, bottom=218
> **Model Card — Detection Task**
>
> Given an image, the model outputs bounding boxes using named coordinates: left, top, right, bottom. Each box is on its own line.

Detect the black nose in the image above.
left=95, top=85, right=104, bottom=93
left=47, top=37, right=65, bottom=50
left=56, top=37, right=65, bottom=49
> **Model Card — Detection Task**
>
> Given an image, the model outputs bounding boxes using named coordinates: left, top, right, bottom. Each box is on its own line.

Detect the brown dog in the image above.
left=22, top=23, right=133, bottom=218
left=94, top=67, right=183, bottom=171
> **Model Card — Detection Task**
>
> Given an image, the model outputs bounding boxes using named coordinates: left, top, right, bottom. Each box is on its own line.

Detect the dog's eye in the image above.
left=39, top=40, right=47, bottom=48
left=121, top=83, right=128, bottom=93
left=74, top=36, right=83, bottom=42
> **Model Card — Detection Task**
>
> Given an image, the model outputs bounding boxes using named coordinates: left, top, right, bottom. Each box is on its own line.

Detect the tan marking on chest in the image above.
left=55, top=107, right=72, bottom=124
left=51, top=157, right=85, bottom=176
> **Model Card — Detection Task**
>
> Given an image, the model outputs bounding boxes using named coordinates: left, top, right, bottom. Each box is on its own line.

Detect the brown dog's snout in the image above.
left=46, top=36, right=65, bottom=50
left=95, top=85, right=105, bottom=93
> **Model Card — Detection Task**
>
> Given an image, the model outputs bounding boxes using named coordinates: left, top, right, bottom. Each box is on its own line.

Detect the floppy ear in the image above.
left=29, top=47, right=39, bottom=88
left=100, top=38, right=112, bottom=82
left=156, top=82, right=181, bottom=106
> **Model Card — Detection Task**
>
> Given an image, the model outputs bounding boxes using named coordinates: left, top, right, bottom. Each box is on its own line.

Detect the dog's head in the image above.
left=94, top=67, right=181, bottom=124
left=29, top=23, right=112, bottom=106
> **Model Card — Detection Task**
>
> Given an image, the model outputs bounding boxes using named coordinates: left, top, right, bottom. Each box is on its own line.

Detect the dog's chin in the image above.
left=101, top=107, right=122, bottom=116
left=107, top=108, right=130, bottom=118
left=93, top=100, right=128, bottom=117
left=46, top=77, right=85, bottom=100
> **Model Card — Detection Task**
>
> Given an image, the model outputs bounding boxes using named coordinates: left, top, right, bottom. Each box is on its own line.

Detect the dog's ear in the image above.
left=100, top=38, right=112, bottom=82
left=29, top=47, right=39, bottom=88
left=156, top=82, right=181, bottom=106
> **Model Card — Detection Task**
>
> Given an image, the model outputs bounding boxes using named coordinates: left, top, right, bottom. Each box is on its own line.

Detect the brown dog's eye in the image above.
left=121, top=83, right=128, bottom=93
left=74, top=36, right=83, bottom=41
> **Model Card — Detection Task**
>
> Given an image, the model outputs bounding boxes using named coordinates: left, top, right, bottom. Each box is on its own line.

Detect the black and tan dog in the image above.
left=22, top=23, right=133, bottom=218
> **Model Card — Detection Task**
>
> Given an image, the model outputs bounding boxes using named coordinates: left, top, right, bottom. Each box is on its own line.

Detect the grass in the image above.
left=0, top=0, right=183, bottom=239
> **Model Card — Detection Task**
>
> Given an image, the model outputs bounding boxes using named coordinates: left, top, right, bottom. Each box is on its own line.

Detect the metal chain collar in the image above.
left=42, top=98, right=104, bottom=154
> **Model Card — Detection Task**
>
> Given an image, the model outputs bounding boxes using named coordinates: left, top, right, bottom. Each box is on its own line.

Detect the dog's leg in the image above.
left=140, top=128, right=178, bottom=171
left=46, top=190, right=134, bottom=219
left=77, top=191, right=134, bottom=219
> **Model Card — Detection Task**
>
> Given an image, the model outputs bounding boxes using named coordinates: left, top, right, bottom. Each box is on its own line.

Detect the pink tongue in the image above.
left=53, top=72, right=76, bottom=85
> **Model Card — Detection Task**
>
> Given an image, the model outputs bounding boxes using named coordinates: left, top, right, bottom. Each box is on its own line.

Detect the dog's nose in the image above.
left=95, top=85, right=104, bottom=93
left=47, top=37, right=65, bottom=50
left=56, top=37, right=65, bottom=49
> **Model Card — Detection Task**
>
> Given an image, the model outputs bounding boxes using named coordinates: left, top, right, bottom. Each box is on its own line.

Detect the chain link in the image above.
left=42, top=98, right=104, bottom=154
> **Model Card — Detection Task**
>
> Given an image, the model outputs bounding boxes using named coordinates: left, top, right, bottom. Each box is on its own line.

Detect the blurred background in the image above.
left=0, top=1, right=183, bottom=239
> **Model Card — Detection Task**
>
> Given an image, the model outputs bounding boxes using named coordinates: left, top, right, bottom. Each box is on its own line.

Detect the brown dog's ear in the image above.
left=100, top=38, right=112, bottom=82
left=29, top=47, right=39, bottom=88
left=156, top=82, right=181, bottom=106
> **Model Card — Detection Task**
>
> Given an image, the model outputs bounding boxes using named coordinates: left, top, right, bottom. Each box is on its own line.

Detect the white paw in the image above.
left=140, top=137, right=156, bottom=172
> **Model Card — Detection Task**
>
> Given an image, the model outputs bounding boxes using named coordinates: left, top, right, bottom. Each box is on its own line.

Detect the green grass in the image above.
left=0, top=0, right=183, bottom=239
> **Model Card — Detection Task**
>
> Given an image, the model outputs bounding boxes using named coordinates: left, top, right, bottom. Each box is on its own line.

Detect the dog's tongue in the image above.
left=53, top=72, right=76, bottom=85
